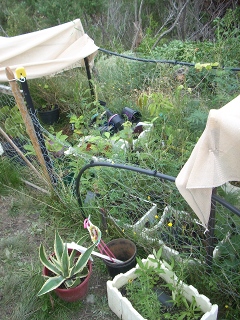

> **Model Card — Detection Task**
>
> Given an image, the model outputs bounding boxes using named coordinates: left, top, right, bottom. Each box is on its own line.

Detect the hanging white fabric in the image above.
left=176, top=94, right=240, bottom=228
left=0, top=19, right=98, bottom=82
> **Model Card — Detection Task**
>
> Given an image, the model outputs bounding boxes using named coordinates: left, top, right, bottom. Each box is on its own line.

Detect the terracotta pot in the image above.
left=43, top=251, right=92, bottom=302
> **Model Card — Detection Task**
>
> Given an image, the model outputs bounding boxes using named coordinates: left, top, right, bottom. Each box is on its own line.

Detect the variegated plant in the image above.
left=38, top=230, right=96, bottom=296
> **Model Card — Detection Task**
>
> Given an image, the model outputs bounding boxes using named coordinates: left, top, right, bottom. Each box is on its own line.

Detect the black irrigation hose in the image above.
left=75, top=161, right=175, bottom=218
left=98, top=47, right=240, bottom=72
left=75, top=160, right=240, bottom=219
left=212, top=193, right=240, bottom=218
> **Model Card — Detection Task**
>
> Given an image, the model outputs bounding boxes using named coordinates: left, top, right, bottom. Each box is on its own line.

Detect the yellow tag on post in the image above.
left=15, top=67, right=26, bottom=79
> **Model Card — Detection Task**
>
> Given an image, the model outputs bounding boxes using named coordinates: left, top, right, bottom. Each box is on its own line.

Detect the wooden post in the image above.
left=16, top=67, right=57, bottom=185
left=5, top=67, right=52, bottom=187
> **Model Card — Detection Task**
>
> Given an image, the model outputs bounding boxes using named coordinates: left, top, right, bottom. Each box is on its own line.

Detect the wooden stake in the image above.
left=5, top=67, right=52, bottom=187
left=21, top=179, right=51, bottom=195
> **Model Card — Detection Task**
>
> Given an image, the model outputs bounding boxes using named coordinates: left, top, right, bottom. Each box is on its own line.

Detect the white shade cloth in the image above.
left=176, top=94, right=240, bottom=228
left=0, top=19, right=99, bottom=82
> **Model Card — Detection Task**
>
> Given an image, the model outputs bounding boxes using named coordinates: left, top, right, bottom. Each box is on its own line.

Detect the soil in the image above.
left=0, top=194, right=118, bottom=320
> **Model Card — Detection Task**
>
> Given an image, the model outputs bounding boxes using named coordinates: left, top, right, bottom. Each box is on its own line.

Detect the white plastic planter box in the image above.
left=109, top=195, right=157, bottom=232
left=142, top=206, right=226, bottom=262
left=141, top=206, right=200, bottom=262
left=221, top=182, right=240, bottom=197
left=107, top=255, right=218, bottom=320
left=0, top=142, right=4, bottom=156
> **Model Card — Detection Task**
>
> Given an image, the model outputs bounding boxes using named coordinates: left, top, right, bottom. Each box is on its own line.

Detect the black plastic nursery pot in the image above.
left=122, top=107, right=141, bottom=123
left=38, top=105, right=60, bottom=125
left=103, top=238, right=137, bottom=278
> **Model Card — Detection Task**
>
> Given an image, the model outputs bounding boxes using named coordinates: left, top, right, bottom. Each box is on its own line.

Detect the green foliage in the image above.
left=186, top=109, right=208, bottom=132
left=1, top=1, right=37, bottom=36
left=80, top=0, right=107, bottom=16
left=95, top=54, right=159, bottom=109
left=0, top=105, right=26, bottom=138
left=69, top=114, right=85, bottom=136
left=29, top=79, right=65, bottom=109
left=0, top=106, right=10, bottom=122
left=35, top=1, right=80, bottom=26
left=137, top=91, right=174, bottom=117
left=213, top=8, right=240, bottom=66
left=0, top=4, right=239, bottom=319
left=0, top=157, right=22, bottom=194
left=33, top=0, right=107, bottom=28
left=152, top=40, right=203, bottom=63
left=38, top=230, right=96, bottom=296
left=125, top=249, right=203, bottom=320
left=113, top=120, right=134, bottom=150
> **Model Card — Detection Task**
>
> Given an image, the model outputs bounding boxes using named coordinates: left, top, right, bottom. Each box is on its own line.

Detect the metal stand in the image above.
left=205, top=187, right=217, bottom=268
left=84, top=57, right=95, bottom=99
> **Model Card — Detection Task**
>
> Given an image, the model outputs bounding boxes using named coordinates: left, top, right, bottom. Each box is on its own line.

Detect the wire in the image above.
left=75, top=160, right=240, bottom=219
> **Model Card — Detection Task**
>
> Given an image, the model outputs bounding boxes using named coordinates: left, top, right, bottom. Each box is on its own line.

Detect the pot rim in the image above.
left=103, top=238, right=137, bottom=267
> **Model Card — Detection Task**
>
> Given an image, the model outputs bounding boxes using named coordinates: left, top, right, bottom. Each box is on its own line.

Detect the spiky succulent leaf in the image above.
left=54, top=230, right=65, bottom=262
left=49, top=255, right=63, bottom=271
left=39, top=244, right=61, bottom=275
left=65, top=277, right=81, bottom=288
left=76, top=234, right=89, bottom=246
left=61, top=243, right=70, bottom=278
left=65, top=266, right=89, bottom=288
left=70, top=243, right=96, bottom=277
left=77, top=266, right=89, bottom=279
left=69, top=248, right=77, bottom=267
left=37, top=275, right=65, bottom=296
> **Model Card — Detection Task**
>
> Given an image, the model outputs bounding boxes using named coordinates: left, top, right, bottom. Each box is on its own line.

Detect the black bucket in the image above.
left=103, top=238, right=137, bottom=278
left=38, top=105, right=60, bottom=125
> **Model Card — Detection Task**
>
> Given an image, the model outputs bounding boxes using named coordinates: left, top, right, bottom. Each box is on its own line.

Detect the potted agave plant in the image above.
left=37, top=230, right=96, bottom=302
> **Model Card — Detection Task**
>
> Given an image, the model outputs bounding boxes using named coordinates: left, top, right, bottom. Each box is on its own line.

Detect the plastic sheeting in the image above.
left=176, top=94, right=240, bottom=228
left=0, top=19, right=99, bottom=82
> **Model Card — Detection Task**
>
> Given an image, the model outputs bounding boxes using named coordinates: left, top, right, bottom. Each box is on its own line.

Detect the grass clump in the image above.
left=0, top=157, right=23, bottom=194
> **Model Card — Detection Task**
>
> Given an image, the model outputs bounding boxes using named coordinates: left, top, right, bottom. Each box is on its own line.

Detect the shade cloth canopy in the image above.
left=0, top=19, right=99, bottom=82
left=176, top=94, right=240, bottom=228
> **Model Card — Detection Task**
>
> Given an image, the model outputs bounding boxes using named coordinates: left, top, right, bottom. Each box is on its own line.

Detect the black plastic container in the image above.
left=122, top=107, right=141, bottom=123
left=38, top=105, right=60, bottom=125
left=103, top=238, right=137, bottom=278
left=106, top=110, right=124, bottom=133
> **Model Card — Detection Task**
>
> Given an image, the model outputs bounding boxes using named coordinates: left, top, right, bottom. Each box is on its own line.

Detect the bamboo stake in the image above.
left=0, top=126, right=48, bottom=185
left=21, top=179, right=50, bottom=195
left=67, top=242, right=123, bottom=263
left=5, top=67, right=52, bottom=187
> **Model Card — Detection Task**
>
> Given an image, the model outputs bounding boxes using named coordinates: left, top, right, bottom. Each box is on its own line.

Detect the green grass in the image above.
left=0, top=32, right=239, bottom=319
left=0, top=157, right=23, bottom=194
left=0, top=186, right=119, bottom=320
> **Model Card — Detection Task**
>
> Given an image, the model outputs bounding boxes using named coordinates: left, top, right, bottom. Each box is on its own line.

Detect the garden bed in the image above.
left=107, top=254, right=218, bottom=320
